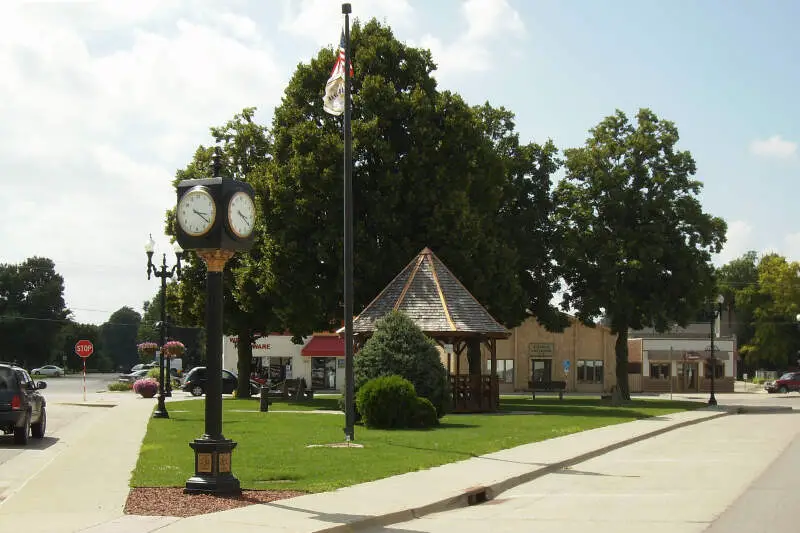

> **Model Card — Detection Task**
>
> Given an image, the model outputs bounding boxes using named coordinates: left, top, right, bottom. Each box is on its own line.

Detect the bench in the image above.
left=279, top=378, right=315, bottom=401
left=527, top=380, right=566, bottom=400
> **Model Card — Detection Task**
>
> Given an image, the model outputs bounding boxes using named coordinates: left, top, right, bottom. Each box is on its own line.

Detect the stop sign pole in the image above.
left=75, top=340, right=93, bottom=402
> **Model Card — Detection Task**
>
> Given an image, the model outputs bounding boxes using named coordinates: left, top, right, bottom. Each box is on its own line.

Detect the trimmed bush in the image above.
left=133, top=378, right=159, bottom=398
left=108, top=382, right=133, bottom=391
left=356, top=375, right=417, bottom=429
left=355, top=311, right=449, bottom=416
left=410, top=397, right=439, bottom=428
left=147, top=367, right=161, bottom=379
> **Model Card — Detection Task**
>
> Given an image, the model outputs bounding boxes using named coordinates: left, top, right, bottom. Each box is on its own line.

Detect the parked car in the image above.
left=118, top=369, right=150, bottom=383
left=31, top=365, right=64, bottom=377
left=765, top=372, right=800, bottom=394
left=130, top=363, right=156, bottom=373
left=181, top=367, right=260, bottom=397
left=0, top=363, right=47, bottom=444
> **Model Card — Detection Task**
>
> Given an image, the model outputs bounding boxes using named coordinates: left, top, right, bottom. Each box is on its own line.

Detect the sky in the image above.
left=0, top=0, right=798, bottom=325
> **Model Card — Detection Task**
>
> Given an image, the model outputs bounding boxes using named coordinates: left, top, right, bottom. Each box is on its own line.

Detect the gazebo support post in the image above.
left=488, top=339, right=498, bottom=410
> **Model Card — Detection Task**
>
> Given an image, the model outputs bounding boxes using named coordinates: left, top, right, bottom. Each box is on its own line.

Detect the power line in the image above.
left=0, top=314, right=194, bottom=328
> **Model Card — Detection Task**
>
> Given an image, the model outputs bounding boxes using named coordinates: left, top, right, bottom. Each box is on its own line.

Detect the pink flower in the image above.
left=133, top=378, right=159, bottom=398
left=162, top=340, right=185, bottom=357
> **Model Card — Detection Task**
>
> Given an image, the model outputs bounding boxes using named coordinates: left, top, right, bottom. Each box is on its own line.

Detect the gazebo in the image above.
left=351, top=247, right=510, bottom=412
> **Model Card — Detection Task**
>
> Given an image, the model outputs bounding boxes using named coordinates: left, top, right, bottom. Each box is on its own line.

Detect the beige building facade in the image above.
left=446, top=316, right=619, bottom=394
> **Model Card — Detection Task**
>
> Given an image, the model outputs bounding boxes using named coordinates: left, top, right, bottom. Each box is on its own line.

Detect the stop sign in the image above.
left=75, top=340, right=94, bottom=358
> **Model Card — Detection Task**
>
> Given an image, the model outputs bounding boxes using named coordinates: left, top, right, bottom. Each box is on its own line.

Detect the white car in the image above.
left=31, top=365, right=64, bottom=377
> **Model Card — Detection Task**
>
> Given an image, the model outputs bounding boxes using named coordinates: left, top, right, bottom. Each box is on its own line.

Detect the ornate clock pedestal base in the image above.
left=185, top=437, right=240, bottom=495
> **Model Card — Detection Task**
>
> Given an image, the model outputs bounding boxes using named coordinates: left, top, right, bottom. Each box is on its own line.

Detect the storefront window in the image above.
left=267, top=357, right=292, bottom=382
left=577, top=360, right=603, bottom=384
left=649, top=362, right=671, bottom=380
left=704, top=361, right=724, bottom=379
left=311, top=357, right=337, bottom=389
left=485, top=359, right=514, bottom=383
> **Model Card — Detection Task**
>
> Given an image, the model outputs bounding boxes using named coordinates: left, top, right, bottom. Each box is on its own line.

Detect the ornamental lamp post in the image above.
left=145, top=234, right=183, bottom=419
left=707, top=294, right=724, bottom=407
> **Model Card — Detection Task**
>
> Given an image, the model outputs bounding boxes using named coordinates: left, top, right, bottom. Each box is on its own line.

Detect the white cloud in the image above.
left=0, top=2, right=287, bottom=324
left=715, top=224, right=800, bottom=266
left=462, top=0, right=525, bottom=40
left=784, top=233, right=800, bottom=262
left=279, top=0, right=414, bottom=46
left=418, top=0, right=525, bottom=81
left=749, top=135, right=797, bottom=158
left=714, top=220, right=754, bottom=265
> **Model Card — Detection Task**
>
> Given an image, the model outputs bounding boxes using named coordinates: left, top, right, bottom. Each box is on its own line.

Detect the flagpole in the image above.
left=342, top=2, right=355, bottom=442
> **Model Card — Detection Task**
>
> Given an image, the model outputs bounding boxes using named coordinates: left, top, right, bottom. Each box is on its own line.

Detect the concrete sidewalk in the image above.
left=368, top=410, right=800, bottom=533
left=0, top=396, right=155, bottom=532
left=5, top=394, right=785, bottom=533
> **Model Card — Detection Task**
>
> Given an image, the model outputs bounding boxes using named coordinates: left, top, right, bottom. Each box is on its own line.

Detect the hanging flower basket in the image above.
left=162, top=340, right=185, bottom=358
left=133, top=378, right=159, bottom=398
left=137, top=342, right=159, bottom=358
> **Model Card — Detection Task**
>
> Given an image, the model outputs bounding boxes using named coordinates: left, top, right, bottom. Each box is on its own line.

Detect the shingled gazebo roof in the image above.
left=352, top=248, right=509, bottom=339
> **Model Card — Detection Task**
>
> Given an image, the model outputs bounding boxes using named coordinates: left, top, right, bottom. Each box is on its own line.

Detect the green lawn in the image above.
left=130, top=396, right=700, bottom=492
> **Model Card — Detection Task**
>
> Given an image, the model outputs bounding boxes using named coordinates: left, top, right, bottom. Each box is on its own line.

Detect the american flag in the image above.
left=323, top=30, right=353, bottom=116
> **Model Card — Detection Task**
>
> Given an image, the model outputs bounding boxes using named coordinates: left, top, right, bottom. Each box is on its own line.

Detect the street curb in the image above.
left=723, top=405, right=794, bottom=414
left=54, top=402, right=118, bottom=408
left=313, top=409, right=731, bottom=533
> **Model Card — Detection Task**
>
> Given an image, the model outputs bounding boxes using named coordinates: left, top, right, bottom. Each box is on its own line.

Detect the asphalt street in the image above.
left=703, top=428, right=800, bottom=532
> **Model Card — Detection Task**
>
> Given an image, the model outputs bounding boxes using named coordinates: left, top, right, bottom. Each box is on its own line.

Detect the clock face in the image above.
left=177, top=187, right=216, bottom=237
left=228, top=191, right=255, bottom=238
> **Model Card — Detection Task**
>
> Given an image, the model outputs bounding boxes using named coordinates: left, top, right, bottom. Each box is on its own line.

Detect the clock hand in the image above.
left=238, top=211, right=251, bottom=226
left=193, top=209, right=210, bottom=223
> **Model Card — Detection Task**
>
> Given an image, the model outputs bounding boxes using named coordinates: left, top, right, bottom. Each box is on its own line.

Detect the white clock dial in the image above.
left=177, top=187, right=216, bottom=237
left=228, top=191, right=255, bottom=238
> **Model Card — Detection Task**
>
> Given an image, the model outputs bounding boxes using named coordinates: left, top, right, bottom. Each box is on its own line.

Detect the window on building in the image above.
left=577, top=360, right=603, bottom=384
left=628, top=362, right=642, bottom=374
left=650, top=363, right=671, bottom=380
left=704, top=361, right=724, bottom=379
left=486, top=359, right=514, bottom=384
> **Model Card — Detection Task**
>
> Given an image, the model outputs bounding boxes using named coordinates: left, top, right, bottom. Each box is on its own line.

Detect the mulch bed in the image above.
left=125, top=487, right=306, bottom=518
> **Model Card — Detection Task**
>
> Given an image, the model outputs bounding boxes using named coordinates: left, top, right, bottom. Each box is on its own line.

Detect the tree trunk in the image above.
left=614, top=327, right=631, bottom=401
left=236, top=326, right=254, bottom=399
left=466, top=339, right=482, bottom=375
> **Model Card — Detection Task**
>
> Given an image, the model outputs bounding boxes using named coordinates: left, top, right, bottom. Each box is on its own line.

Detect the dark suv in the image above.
left=0, top=363, right=47, bottom=444
left=181, top=366, right=259, bottom=397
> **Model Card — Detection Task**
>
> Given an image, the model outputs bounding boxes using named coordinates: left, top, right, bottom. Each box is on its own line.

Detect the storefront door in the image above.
left=311, top=357, right=336, bottom=389
left=678, top=362, right=699, bottom=392
left=530, top=358, right=553, bottom=384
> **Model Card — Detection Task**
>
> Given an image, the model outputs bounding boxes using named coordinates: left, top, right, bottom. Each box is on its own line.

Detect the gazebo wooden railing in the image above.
left=449, top=374, right=498, bottom=413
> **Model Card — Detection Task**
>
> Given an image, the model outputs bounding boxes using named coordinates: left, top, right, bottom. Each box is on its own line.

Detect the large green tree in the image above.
left=55, top=321, right=103, bottom=372
left=169, top=108, right=281, bottom=397
left=137, top=292, right=204, bottom=371
left=716, top=250, right=759, bottom=361
left=99, top=306, right=141, bottom=371
left=553, top=109, right=727, bottom=399
left=737, top=254, right=800, bottom=369
left=253, top=19, right=564, bottom=347
left=0, top=257, right=69, bottom=368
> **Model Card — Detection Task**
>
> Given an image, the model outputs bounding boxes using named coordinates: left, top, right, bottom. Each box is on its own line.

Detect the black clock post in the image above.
left=176, top=148, right=256, bottom=495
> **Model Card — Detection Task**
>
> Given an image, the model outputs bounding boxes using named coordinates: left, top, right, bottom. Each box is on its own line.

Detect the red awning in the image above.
left=301, top=336, right=345, bottom=357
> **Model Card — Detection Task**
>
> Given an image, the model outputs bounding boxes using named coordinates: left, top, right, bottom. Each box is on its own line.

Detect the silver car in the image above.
left=31, top=365, right=64, bottom=377
left=118, top=369, right=150, bottom=383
